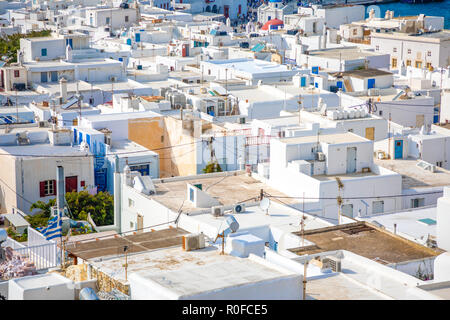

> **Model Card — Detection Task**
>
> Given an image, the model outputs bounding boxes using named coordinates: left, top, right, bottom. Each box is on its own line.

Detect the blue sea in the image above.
left=364, top=0, right=450, bottom=29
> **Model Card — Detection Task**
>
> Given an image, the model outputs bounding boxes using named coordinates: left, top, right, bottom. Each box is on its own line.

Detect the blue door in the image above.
left=41, top=72, right=47, bottom=83
left=126, top=38, right=132, bottom=45
left=394, top=140, right=403, bottom=159
left=73, top=128, right=77, bottom=144
left=368, top=78, right=375, bottom=89
left=135, top=33, right=140, bottom=42
left=300, top=77, right=306, bottom=87
left=434, top=107, right=439, bottom=123
left=94, top=168, right=107, bottom=192
left=312, top=66, right=319, bottom=74
left=51, top=71, right=58, bottom=82
left=337, top=81, right=343, bottom=89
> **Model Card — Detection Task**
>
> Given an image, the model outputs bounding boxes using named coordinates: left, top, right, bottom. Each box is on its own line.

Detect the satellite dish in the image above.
left=260, top=197, right=270, bottom=215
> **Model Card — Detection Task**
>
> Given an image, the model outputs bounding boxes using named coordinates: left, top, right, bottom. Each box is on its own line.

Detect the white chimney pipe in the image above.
left=60, top=77, right=67, bottom=103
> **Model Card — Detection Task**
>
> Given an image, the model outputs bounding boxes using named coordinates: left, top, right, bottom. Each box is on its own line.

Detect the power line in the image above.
left=0, top=139, right=202, bottom=158
left=263, top=190, right=443, bottom=201
left=0, top=176, right=36, bottom=206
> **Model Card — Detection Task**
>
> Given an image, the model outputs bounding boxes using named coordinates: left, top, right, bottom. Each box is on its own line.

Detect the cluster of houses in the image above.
left=0, top=0, right=450, bottom=301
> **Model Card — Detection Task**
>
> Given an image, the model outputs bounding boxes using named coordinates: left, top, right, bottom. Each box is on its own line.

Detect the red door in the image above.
left=65, top=176, right=78, bottom=193
left=224, top=6, right=229, bottom=18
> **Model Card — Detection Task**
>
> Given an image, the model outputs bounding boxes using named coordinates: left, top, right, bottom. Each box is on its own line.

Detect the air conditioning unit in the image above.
left=182, top=233, right=205, bottom=251
left=38, top=121, right=47, bottom=128
left=322, top=256, right=342, bottom=272
left=316, top=152, right=325, bottom=161
left=233, top=203, right=246, bottom=214
left=211, top=206, right=224, bottom=217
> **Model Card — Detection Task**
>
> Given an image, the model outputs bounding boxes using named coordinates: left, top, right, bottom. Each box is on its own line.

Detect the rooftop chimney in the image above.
left=56, top=166, right=66, bottom=216
left=60, top=77, right=67, bottom=104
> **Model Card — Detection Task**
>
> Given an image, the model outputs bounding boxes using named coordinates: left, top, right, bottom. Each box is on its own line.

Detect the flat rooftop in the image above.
left=418, top=281, right=450, bottom=299
left=279, top=132, right=368, bottom=145
left=371, top=31, right=450, bottom=42
left=358, top=206, right=437, bottom=244
left=0, top=144, right=91, bottom=158
left=35, top=80, right=99, bottom=95
left=313, top=171, right=378, bottom=181
left=203, top=59, right=296, bottom=76
left=330, top=68, right=392, bottom=79
left=375, top=158, right=450, bottom=188
left=66, top=228, right=189, bottom=261
left=92, top=246, right=295, bottom=291
left=150, top=172, right=299, bottom=213
left=290, top=222, right=441, bottom=264
left=306, top=273, right=388, bottom=300
left=307, top=47, right=383, bottom=60
left=109, top=139, right=158, bottom=157
left=82, top=110, right=160, bottom=122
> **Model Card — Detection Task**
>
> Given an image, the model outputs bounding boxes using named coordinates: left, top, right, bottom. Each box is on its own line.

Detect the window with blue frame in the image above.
left=129, top=164, right=150, bottom=176
left=41, top=48, right=47, bottom=56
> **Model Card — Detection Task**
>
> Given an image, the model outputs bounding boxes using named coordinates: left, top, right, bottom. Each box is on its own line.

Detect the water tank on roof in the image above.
left=343, top=111, right=349, bottom=119
left=349, top=110, right=355, bottom=119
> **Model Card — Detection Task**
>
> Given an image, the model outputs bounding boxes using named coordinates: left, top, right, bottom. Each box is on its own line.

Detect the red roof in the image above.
left=261, top=18, right=284, bottom=31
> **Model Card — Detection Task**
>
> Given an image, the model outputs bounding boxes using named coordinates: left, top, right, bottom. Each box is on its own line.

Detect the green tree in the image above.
left=202, top=161, right=223, bottom=173
left=0, top=30, right=51, bottom=63
left=28, top=191, right=114, bottom=227
left=64, top=191, right=114, bottom=226
left=30, top=198, right=56, bottom=217
left=27, top=198, right=56, bottom=228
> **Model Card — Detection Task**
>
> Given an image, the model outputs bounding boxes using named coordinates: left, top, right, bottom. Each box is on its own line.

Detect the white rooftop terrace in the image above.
left=306, top=47, right=385, bottom=60
left=0, top=144, right=90, bottom=158
left=109, top=139, right=159, bottom=158
left=374, top=158, right=450, bottom=188
left=92, top=246, right=300, bottom=299
left=202, top=58, right=297, bottom=76
left=358, top=206, right=437, bottom=245
left=279, top=131, right=368, bottom=145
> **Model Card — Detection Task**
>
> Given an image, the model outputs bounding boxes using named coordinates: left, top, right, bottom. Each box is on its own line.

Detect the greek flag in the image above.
left=36, top=211, right=62, bottom=241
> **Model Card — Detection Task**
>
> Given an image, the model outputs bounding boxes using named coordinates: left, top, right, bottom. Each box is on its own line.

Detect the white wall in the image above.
left=437, top=187, right=450, bottom=251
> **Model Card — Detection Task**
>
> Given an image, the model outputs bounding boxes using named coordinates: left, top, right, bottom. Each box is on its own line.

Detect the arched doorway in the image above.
left=212, top=5, right=217, bottom=13
left=205, top=5, right=211, bottom=12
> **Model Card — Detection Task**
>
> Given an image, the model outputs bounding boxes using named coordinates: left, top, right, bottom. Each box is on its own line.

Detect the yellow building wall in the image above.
left=128, top=116, right=198, bottom=178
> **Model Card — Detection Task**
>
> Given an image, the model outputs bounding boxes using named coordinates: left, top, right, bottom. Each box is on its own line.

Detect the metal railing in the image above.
left=12, top=242, right=59, bottom=270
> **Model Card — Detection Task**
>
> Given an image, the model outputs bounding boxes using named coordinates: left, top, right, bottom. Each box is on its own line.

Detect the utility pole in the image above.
left=336, top=177, right=343, bottom=225
left=302, top=260, right=308, bottom=300
left=15, top=90, right=18, bottom=123
left=388, top=112, right=392, bottom=159
left=225, top=68, right=228, bottom=116
left=297, top=96, right=303, bottom=125
left=123, top=245, right=129, bottom=281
